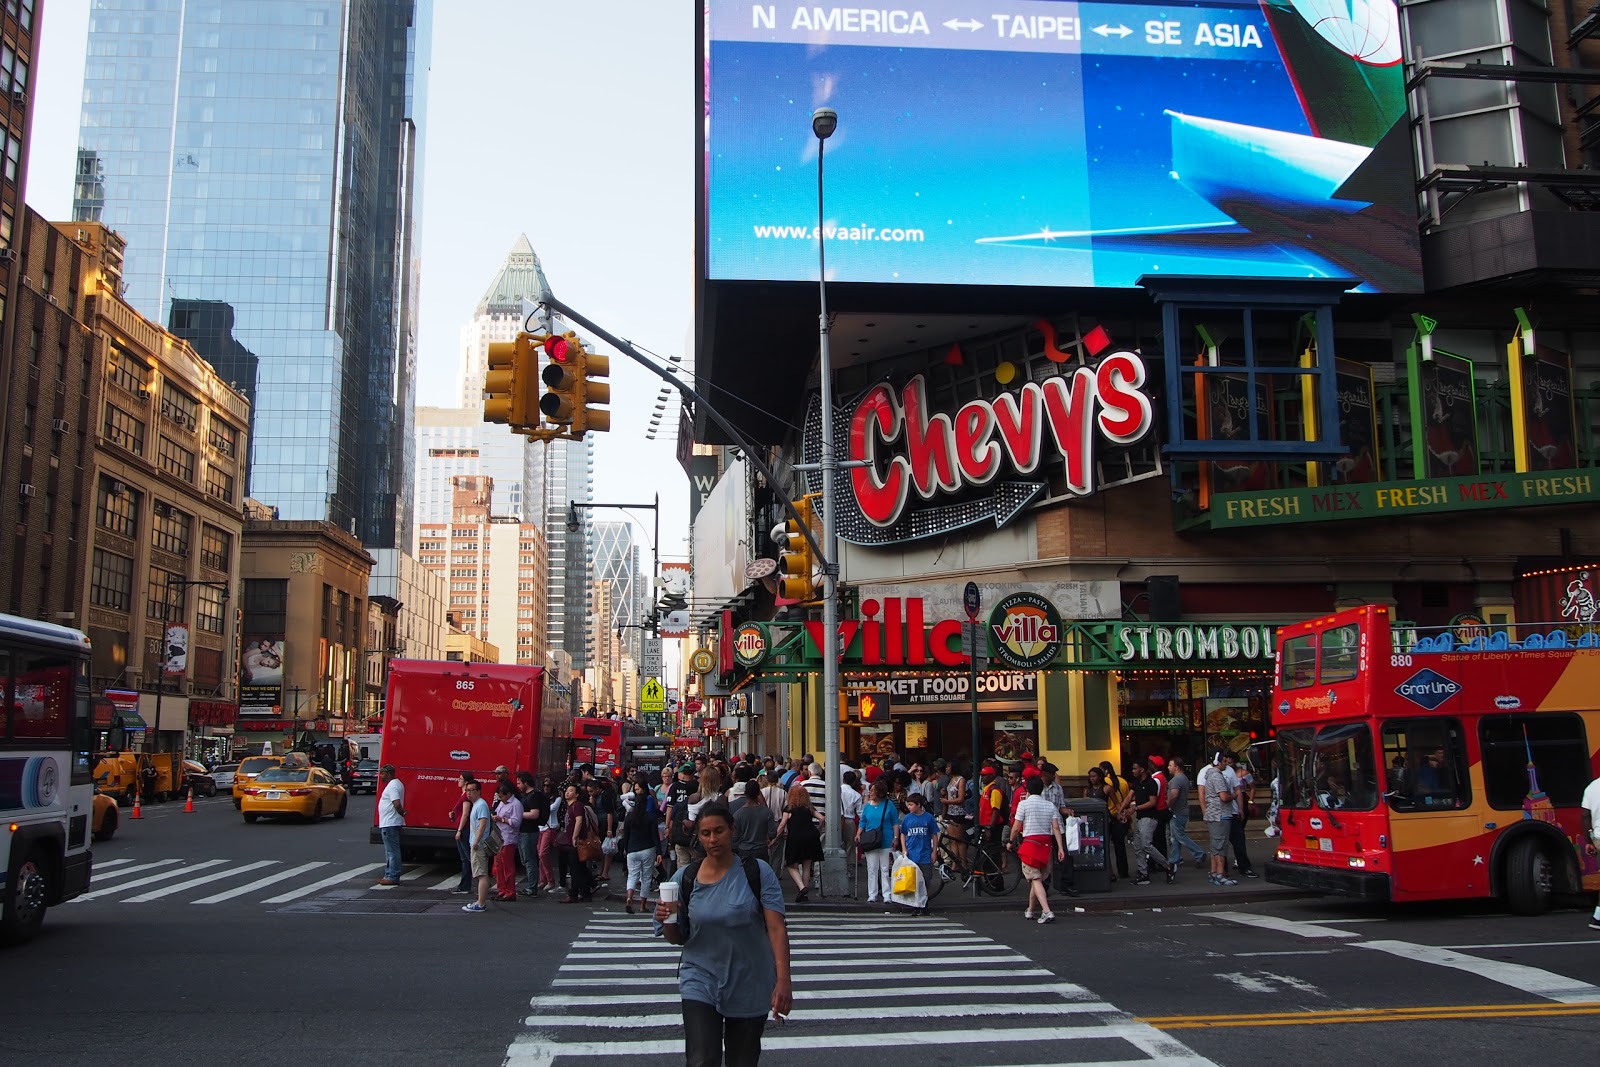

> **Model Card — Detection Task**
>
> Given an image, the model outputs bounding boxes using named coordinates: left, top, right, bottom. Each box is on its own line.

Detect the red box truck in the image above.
left=370, top=660, right=571, bottom=852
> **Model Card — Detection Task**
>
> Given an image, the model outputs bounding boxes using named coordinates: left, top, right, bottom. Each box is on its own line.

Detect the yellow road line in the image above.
left=1139, top=1001, right=1600, bottom=1030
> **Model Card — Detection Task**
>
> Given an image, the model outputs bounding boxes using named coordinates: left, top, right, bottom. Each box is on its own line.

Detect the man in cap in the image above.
left=666, top=762, right=697, bottom=871
left=976, top=764, right=1009, bottom=871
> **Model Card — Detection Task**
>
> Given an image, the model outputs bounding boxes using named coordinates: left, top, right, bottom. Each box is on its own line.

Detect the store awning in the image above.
left=116, top=711, right=150, bottom=731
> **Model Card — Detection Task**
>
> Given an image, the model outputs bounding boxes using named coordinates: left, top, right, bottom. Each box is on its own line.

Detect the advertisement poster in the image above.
left=161, top=624, right=189, bottom=676
left=1418, top=351, right=1479, bottom=478
left=1204, top=697, right=1263, bottom=762
left=1206, top=374, right=1274, bottom=493
left=240, top=637, right=284, bottom=715
left=991, top=718, right=1038, bottom=766
left=1331, top=359, right=1380, bottom=483
left=704, top=0, right=1422, bottom=291
left=1521, top=346, right=1577, bottom=472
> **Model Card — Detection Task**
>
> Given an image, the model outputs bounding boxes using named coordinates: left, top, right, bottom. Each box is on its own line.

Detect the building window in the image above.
left=200, top=524, right=231, bottom=571
left=102, top=403, right=145, bottom=456
left=208, top=418, right=238, bottom=457
left=204, top=464, right=234, bottom=504
left=157, top=436, right=195, bottom=482
left=151, top=501, right=192, bottom=557
left=108, top=346, right=151, bottom=396
left=95, top=476, right=141, bottom=538
left=159, top=381, right=199, bottom=432
left=90, top=549, right=134, bottom=611
left=147, top=567, right=186, bottom=621
left=193, top=646, right=223, bottom=689
left=242, top=578, right=287, bottom=636
left=197, top=584, right=226, bottom=634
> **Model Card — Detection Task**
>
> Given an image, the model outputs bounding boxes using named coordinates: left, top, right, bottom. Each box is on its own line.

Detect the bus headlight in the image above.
left=1276, top=849, right=1291, bottom=861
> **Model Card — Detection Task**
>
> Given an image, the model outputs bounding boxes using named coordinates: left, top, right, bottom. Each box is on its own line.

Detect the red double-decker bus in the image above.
left=1265, top=604, right=1600, bottom=913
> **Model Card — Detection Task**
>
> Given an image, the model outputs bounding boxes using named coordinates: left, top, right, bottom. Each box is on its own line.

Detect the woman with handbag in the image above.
left=560, top=784, right=600, bottom=903
left=856, top=778, right=902, bottom=904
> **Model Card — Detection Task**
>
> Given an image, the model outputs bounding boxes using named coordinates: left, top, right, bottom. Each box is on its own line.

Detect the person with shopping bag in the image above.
left=894, top=791, right=939, bottom=914
left=1009, top=775, right=1066, bottom=924
left=855, top=778, right=902, bottom=906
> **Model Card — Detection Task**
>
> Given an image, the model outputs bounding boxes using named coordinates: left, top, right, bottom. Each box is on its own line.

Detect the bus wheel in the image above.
left=1504, top=836, right=1555, bottom=916
left=0, top=849, right=50, bottom=946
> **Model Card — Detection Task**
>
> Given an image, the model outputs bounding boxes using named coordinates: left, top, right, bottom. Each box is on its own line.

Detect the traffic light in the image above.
left=482, top=333, right=538, bottom=429
left=538, top=332, right=611, bottom=437
left=771, top=493, right=820, bottom=601
left=857, top=690, right=889, bottom=722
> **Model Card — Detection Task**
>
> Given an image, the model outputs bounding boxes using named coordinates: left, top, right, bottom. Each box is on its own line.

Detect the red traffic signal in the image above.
left=543, top=334, right=571, bottom=363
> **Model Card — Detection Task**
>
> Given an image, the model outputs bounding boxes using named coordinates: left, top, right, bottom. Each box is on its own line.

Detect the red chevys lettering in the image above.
left=848, top=352, right=1154, bottom=528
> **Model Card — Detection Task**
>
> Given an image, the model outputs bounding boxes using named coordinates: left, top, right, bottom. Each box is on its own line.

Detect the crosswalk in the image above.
left=504, top=913, right=1217, bottom=1066
left=74, top=855, right=438, bottom=908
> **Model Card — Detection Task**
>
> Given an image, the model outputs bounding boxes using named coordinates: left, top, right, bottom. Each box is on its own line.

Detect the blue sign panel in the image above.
left=704, top=0, right=1422, bottom=292
left=1394, top=668, right=1462, bottom=711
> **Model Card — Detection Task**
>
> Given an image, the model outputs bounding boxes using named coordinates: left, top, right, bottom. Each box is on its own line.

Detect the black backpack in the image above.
left=677, top=855, right=765, bottom=939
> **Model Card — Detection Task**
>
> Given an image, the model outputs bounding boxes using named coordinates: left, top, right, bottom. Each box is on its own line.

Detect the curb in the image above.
left=602, top=885, right=1315, bottom=915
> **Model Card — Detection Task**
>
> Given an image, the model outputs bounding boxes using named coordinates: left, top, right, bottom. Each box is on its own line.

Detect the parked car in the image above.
left=350, top=759, right=379, bottom=794
left=211, top=762, right=239, bottom=792
left=239, top=766, right=349, bottom=823
left=182, top=759, right=217, bottom=797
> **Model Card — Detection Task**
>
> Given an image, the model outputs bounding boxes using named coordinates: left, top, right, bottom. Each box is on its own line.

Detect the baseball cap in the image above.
left=1148, top=755, right=1166, bottom=770
left=932, top=758, right=947, bottom=770
left=678, top=763, right=695, bottom=774
left=981, top=763, right=997, bottom=775
left=1022, top=765, right=1042, bottom=779
left=494, top=765, right=509, bottom=774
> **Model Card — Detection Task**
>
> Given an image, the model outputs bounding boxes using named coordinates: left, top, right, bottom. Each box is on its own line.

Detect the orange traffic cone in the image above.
left=184, top=787, right=195, bottom=813
left=131, top=791, right=143, bottom=819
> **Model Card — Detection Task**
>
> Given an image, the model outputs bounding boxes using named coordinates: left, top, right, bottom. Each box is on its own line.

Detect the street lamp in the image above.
left=150, top=577, right=231, bottom=755
left=812, top=106, right=847, bottom=897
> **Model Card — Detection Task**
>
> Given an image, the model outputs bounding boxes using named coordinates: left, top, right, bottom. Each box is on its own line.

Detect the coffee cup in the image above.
left=658, top=879, right=681, bottom=922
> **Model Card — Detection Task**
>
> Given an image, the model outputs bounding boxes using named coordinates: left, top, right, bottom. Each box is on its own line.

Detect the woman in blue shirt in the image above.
left=656, top=801, right=792, bottom=1065
left=856, top=778, right=902, bottom=905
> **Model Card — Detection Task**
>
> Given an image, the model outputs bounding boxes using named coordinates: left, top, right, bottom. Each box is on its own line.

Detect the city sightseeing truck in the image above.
left=1, top=614, right=95, bottom=945
left=1265, top=604, right=1600, bottom=914
left=370, top=661, right=570, bottom=855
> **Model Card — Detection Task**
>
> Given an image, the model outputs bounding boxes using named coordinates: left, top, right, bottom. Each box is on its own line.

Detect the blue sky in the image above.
left=27, top=0, right=696, bottom=562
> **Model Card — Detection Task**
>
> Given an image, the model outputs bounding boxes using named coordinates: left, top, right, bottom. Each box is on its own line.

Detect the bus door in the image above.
left=1377, top=717, right=1484, bottom=898
left=569, top=738, right=597, bottom=771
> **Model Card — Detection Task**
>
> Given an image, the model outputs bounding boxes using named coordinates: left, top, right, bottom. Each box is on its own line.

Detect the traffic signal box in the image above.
left=774, top=493, right=821, bottom=601
left=482, top=333, right=537, bottom=428
left=838, top=687, right=892, bottom=722
left=539, top=331, right=611, bottom=438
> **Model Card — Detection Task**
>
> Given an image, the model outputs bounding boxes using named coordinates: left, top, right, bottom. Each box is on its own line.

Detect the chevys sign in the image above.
left=812, top=351, right=1156, bottom=545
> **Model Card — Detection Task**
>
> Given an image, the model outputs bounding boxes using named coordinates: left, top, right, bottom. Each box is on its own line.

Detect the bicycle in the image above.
left=926, top=825, right=1021, bottom=899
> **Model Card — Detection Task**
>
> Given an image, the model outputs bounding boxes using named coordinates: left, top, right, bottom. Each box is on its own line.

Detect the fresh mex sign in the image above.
left=827, top=352, right=1154, bottom=545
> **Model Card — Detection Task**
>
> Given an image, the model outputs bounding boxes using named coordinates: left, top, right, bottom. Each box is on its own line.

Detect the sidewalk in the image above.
left=605, top=824, right=1308, bottom=915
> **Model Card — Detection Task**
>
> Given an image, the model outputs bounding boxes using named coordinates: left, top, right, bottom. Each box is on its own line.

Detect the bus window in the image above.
left=1281, top=634, right=1317, bottom=690
left=8, top=651, right=73, bottom=743
left=1277, top=727, right=1317, bottom=809
left=1381, top=719, right=1470, bottom=812
left=1319, top=624, right=1361, bottom=684
left=1479, top=714, right=1590, bottom=811
left=1312, top=723, right=1378, bottom=811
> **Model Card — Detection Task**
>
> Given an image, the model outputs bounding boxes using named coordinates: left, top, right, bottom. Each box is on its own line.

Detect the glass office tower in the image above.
left=73, top=0, right=431, bottom=548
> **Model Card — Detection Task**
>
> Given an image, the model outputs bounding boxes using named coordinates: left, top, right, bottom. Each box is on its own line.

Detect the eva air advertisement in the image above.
left=704, top=0, right=1422, bottom=292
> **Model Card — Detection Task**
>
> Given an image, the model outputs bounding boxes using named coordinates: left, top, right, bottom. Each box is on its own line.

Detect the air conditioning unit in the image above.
left=0, top=248, right=15, bottom=264
left=52, top=419, right=70, bottom=433
left=109, top=480, right=128, bottom=497
left=44, top=294, right=59, bottom=306
left=166, top=408, right=187, bottom=426
left=11, top=89, right=25, bottom=107
left=19, top=484, right=35, bottom=498
left=152, top=500, right=172, bottom=517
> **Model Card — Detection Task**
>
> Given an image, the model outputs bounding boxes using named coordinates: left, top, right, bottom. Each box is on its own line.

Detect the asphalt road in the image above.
left=5, top=798, right=1599, bottom=1066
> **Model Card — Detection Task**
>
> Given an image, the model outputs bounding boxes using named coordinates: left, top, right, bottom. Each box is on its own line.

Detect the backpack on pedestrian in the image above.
left=678, top=855, right=765, bottom=938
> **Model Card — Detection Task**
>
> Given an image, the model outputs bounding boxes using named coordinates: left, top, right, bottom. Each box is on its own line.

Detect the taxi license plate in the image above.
left=265, top=791, right=284, bottom=800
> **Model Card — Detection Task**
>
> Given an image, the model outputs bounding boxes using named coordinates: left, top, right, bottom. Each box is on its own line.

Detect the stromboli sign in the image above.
left=810, top=350, right=1156, bottom=545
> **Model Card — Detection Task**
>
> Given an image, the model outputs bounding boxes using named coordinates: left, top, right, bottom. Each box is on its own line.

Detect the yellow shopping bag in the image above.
left=893, top=861, right=918, bottom=895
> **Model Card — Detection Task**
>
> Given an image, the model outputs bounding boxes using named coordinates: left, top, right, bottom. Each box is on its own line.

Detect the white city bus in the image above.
left=1, top=614, right=95, bottom=946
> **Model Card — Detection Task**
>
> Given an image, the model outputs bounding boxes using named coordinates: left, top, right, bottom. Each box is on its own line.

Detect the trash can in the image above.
left=1066, top=797, right=1111, bottom=894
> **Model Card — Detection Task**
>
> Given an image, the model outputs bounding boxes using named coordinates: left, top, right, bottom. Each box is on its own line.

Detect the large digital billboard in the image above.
left=704, top=0, right=1423, bottom=292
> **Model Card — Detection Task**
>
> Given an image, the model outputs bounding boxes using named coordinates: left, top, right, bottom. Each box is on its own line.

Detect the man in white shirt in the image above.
left=840, top=771, right=865, bottom=841
left=1582, top=773, right=1600, bottom=931
left=375, top=765, right=406, bottom=887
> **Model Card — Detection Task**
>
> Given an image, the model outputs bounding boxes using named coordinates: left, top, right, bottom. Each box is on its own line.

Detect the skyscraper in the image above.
left=73, top=0, right=431, bottom=549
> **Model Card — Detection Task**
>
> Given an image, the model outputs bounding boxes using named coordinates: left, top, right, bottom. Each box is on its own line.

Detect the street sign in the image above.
left=641, top=636, right=663, bottom=680
left=963, top=580, right=981, bottom=621
left=689, top=648, right=716, bottom=675
left=640, top=678, right=666, bottom=714
left=958, top=620, right=989, bottom=668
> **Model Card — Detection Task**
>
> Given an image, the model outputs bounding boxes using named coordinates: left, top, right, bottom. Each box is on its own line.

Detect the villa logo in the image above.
left=1395, top=669, right=1461, bottom=711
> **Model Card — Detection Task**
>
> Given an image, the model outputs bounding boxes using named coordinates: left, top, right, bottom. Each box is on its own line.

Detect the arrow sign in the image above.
left=942, top=18, right=983, bottom=31
left=1092, top=24, right=1133, bottom=38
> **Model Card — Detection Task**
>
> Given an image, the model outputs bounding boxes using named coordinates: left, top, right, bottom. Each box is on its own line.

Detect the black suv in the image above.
left=350, top=759, right=380, bottom=795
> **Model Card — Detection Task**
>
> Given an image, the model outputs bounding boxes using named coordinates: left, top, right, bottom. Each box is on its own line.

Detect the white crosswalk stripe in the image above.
left=505, top=914, right=1218, bottom=1066
left=74, top=857, right=459, bottom=907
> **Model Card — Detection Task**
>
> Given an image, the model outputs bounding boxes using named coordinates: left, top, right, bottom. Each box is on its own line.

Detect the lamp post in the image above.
left=811, top=106, right=848, bottom=897
left=150, top=577, right=231, bottom=755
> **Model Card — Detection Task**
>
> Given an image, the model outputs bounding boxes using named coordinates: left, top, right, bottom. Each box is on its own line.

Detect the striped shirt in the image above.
left=1012, top=794, right=1059, bottom=838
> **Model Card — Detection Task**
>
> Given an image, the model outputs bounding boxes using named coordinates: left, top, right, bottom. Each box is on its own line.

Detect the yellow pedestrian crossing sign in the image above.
left=641, top=678, right=666, bottom=714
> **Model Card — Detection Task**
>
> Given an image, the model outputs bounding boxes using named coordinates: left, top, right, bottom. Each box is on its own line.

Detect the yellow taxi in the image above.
left=232, top=754, right=283, bottom=808
left=239, top=766, right=348, bottom=823
left=92, top=788, right=119, bottom=841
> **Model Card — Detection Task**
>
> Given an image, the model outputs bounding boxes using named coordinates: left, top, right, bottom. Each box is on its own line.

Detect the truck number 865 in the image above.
left=455, top=680, right=474, bottom=690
